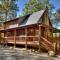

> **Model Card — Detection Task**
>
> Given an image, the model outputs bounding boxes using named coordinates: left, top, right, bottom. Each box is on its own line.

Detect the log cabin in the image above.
left=0, top=8, right=55, bottom=53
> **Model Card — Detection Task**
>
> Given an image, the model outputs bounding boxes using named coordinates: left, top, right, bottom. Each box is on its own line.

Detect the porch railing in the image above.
left=5, top=36, right=39, bottom=45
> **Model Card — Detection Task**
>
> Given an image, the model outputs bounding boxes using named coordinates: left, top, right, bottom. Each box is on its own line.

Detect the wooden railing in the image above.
left=41, top=37, right=54, bottom=51
left=47, top=36, right=60, bottom=54
left=5, top=36, right=39, bottom=45
left=5, top=36, right=54, bottom=51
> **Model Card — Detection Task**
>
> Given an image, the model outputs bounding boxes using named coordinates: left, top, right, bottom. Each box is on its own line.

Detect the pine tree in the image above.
left=56, top=8, right=60, bottom=20
left=23, top=0, right=43, bottom=15
left=0, top=0, right=19, bottom=22
left=23, top=0, right=54, bottom=15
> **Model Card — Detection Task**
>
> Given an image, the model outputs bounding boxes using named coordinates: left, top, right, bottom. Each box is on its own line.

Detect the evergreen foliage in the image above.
left=0, top=0, right=19, bottom=23
left=23, top=0, right=54, bottom=15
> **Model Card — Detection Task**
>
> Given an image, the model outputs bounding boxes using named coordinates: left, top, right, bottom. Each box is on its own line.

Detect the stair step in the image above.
left=41, top=37, right=54, bottom=51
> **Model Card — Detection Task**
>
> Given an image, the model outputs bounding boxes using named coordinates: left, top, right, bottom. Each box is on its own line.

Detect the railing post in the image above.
left=38, top=25, right=41, bottom=52
left=14, top=29, right=16, bottom=48
left=25, top=28, right=27, bottom=50
left=59, top=33, right=60, bottom=52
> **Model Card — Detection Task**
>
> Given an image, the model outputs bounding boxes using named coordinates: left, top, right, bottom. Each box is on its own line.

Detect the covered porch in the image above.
left=0, top=24, right=54, bottom=52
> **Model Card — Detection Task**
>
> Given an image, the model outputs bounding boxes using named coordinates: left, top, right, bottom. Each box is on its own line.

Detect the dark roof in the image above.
left=4, top=14, right=30, bottom=24
left=4, top=9, right=47, bottom=28
left=20, top=10, right=45, bottom=26
left=4, top=9, right=45, bottom=26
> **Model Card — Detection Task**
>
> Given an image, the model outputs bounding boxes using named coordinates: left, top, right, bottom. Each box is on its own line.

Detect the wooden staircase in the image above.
left=40, top=37, right=54, bottom=51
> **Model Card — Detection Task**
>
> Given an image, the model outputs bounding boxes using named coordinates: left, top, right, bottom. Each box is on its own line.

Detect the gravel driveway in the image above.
left=0, top=46, right=60, bottom=60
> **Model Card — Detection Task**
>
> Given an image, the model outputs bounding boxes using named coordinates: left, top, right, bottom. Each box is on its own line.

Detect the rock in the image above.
left=9, top=46, right=13, bottom=49
left=31, top=49, right=35, bottom=52
left=35, top=51, right=39, bottom=53
left=48, top=51, right=55, bottom=56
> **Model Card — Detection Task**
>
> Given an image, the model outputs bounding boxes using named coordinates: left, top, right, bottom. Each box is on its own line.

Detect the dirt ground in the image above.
left=0, top=46, right=60, bottom=60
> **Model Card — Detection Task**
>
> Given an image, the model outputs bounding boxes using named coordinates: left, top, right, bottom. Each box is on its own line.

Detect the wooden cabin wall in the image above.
left=42, top=10, right=52, bottom=38
left=4, top=20, right=19, bottom=29
left=4, top=30, right=14, bottom=43
left=43, top=10, right=50, bottom=26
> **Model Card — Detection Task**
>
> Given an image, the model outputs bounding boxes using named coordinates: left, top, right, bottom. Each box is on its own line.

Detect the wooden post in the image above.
left=14, top=29, right=16, bottom=48
left=51, top=28, right=53, bottom=43
left=54, top=42, right=57, bottom=54
left=25, top=28, right=27, bottom=50
left=38, top=25, right=41, bottom=52
left=46, top=27, right=51, bottom=41
left=54, top=33, right=57, bottom=54
left=45, top=27, right=48, bottom=39
left=4, top=25, right=7, bottom=46
left=59, top=33, right=60, bottom=52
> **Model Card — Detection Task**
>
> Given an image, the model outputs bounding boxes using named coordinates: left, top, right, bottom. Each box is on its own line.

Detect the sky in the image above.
left=17, top=0, right=60, bottom=17
left=50, top=0, right=60, bottom=12
left=17, top=0, right=27, bottom=17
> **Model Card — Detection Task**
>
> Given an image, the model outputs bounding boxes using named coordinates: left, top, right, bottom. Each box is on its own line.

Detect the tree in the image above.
left=23, top=0, right=54, bottom=15
left=0, top=16, right=4, bottom=24
left=56, top=8, right=60, bottom=20
left=0, top=0, right=18, bottom=22
left=43, top=0, right=55, bottom=17
left=23, top=0, right=43, bottom=15
left=56, top=8, right=60, bottom=13
left=52, top=8, right=60, bottom=28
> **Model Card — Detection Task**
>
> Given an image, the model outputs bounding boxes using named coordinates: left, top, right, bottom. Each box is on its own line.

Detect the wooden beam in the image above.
left=54, top=42, right=57, bottom=54
left=59, top=40, right=60, bottom=52
left=51, top=28, right=53, bottom=43
left=4, top=36, right=39, bottom=38
left=19, top=36, right=38, bottom=37
left=46, top=27, right=50, bottom=40
left=14, top=29, right=16, bottom=48
left=38, top=25, right=41, bottom=52
left=25, top=28, right=27, bottom=50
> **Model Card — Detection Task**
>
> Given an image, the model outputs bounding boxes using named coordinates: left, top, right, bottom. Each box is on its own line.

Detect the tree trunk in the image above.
left=5, top=11, right=8, bottom=22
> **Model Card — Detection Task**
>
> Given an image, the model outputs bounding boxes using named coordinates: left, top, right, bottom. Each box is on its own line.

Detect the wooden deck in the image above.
left=5, top=36, right=54, bottom=51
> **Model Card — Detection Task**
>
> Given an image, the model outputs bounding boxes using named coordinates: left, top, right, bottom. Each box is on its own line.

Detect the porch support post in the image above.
left=46, top=27, right=50, bottom=41
left=45, top=27, right=48, bottom=39
left=38, top=25, right=41, bottom=52
left=51, top=28, right=53, bottom=43
left=54, top=33, right=57, bottom=54
left=25, top=28, right=27, bottom=50
left=14, top=29, right=16, bottom=48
